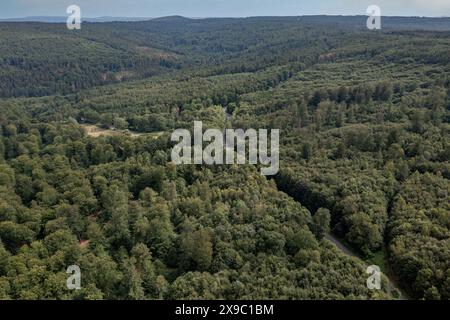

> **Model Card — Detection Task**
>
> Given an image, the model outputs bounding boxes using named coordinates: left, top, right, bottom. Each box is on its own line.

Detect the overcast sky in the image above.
left=1, top=0, right=450, bottom=18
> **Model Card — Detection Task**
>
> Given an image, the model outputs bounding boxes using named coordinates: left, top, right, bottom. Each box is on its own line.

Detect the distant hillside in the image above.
left=1, top=15, right=450, bottom=98
left=0, top=16, right=152, bottom=23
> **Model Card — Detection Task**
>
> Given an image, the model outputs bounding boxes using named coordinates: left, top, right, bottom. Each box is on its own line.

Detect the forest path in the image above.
left=324, top=233, right=357, bottom=257
left=324, top=232, right=409, bottom=300
left=223, top=106, right=409, bottom=300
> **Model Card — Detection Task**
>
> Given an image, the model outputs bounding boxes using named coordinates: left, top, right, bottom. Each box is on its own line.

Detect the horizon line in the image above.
left=1, top=14, right=450, bottom=20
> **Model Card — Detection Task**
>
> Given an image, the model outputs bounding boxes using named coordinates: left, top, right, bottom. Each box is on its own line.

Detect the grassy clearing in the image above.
left=81, top=124, right=164, bottom=139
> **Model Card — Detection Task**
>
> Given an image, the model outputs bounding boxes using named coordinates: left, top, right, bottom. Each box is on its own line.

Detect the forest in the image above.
left=0, top=15, right=449, bottom=300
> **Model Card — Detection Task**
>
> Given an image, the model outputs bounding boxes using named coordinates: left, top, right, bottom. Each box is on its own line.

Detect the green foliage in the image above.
left=313, top=208, right=331, bottom=240
left=388, top=173, right=450, bottom=299
left=0, top=15, right=449, bottom=300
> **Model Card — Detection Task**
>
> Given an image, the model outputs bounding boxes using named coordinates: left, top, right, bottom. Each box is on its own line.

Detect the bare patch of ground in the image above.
left=81, top=124, right=164, bottom=139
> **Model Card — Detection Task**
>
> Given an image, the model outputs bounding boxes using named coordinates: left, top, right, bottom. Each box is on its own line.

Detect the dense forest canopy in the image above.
left=0, top=15, right=449, bottom=300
